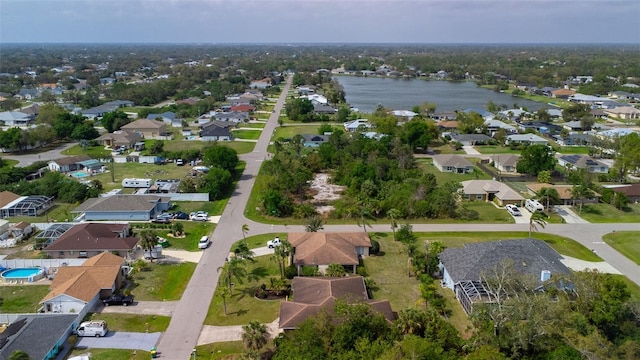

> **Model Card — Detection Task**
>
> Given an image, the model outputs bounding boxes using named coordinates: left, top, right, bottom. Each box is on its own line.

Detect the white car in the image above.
left=198, top=236, right=210, bottom=249
left=191, top=213, right=209, bottom=221
left=505, top=204, right=522, bottom=216
left=267, top=237, right=282, bottom=249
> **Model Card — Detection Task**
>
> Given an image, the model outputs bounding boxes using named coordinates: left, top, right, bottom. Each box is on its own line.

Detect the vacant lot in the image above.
left=578, top=203, right=640, bottom=223
left=603, top=231, right=640, bottom=265
left=0, top=285, right=49, bottom=313
left=130, top=262, right=196, bottom=301
left=231, top=129, right=262, bottom=140
left=272, top=124, right=323, bottom=139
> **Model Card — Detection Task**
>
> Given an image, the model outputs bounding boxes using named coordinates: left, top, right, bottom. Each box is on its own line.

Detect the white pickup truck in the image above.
left=267, top=237, right=281, bottom=249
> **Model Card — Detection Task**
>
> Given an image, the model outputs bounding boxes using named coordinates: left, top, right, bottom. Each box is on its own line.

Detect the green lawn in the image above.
left=416, top=158, right=492, bottom=184
left=195, top=341, right=246, bottom=359
left=66, top=349, right=149, bottom=360
left=577, top=203, right=640, bottom=223
left=474, top=145, right=522, bottom=154
left=240, top=122, right=266, bottom=129
left=172, top=201, right=226, bottom=217
left=132, top=221, right=215, bottom=252
left=130, top=262, right=197, bottom=301
left=1, top=159, right=19, bottom=167
left=205, top=254, right=281, bottom=326
left=237, top=233, right=288, bottom=250
left=554, top=146, right=590, bottom=155
left=231, top=129, right=262, bottom=140
left=363, top=233, right=421, bottom=310
left=603, top=231, right=640, bottom=265
left=0, top=285, right=49, bottom=313
left=86, top=313, right=171, bottom=332
left=272, top=124, right=323, bottom=139
left=429, top=142, right=465, bottom=155
left=8, top=202, right=76, bottom=224
left=62, top=144, right=112, bottom=158
left=415, top=231, right=602, bottom=261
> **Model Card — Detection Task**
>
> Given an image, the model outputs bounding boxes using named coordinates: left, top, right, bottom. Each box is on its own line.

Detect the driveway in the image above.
left=76, top=331, right=161, bottom=350
left=554, top=205, right=589, bottom=224
left=197, top=318, right=281, bottom=345
left=462, top=146, right=481, bottom=155
left=96, top=301, right=177, bottom=316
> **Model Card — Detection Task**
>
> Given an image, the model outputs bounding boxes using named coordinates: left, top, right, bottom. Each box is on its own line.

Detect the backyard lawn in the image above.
left=577, top=203, right=640, bottom=223
left=474, top=145, right=522, bottom=154
left=553, top=146, right=590, bottom=154
left=8, top=202, right=76, bottom=224
left=85, top=313, right=171, bottom=332
left=130, top=262, right=196, bottom=301
left=205, top=253, right=281, bottom=326
left=603, top=231, right=640, bottom=265
left=132, top=221, right=215, bottom=252
left=0, top=285, right=49, bottom=313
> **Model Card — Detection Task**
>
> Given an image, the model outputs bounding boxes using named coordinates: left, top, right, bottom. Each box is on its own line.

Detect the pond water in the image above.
left=335, top=76, right=548, bottom=113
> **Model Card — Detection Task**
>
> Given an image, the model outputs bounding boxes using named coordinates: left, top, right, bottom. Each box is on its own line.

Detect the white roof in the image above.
left=507, top=134, right=548, bottom=143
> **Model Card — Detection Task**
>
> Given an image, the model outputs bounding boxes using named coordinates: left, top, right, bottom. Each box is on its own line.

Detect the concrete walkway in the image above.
left=554, top=205, right=590, bottom=224
left=560, top=255, right=621, bottom=274
left=197, top=318, right=282, bottom=345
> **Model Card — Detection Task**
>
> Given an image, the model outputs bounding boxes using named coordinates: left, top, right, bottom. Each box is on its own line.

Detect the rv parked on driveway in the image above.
left=122, top=178, right=152, bottom=188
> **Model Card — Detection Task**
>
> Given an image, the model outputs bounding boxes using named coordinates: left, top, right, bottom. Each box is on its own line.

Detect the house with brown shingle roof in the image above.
left=44, top=222, right=139, bottom=259
left=279, top=276, right=396, bottom=330
left=432, top=154, right=474, bottom=174
left=40, top=252, right=125, bottom=314
left=288, top=232, right=371, bottom=275
left=527, top=183, right=601, bottom=205
left=0, top=191, right=21, bottom=209
left=95, top=129, right=142, bottom=148
left=461, top=180, right=524, bottom=206
left=121, top=118, right=166, bottom=138
left=551, top=88, right=576, bottom=99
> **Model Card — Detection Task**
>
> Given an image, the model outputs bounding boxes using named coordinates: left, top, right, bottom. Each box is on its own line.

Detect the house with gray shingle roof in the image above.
left=0, top=111, right=34, bottom=126
left=450, top=133, right=493, bottom=146
left=491, top=154, right=520, bottom=173
left=0, top=314, right=78, bottom=360
left=439, top=238, right=571, bottom=314
left=432, top=154, right=474, bottom=174
left=557, top=155, right=609, bottom=173
left=72, top=194, right=171, bottom=221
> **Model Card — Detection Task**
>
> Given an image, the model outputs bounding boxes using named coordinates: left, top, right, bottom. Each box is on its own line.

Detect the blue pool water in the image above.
left=2, top=268, right=43, bottom=279
left=72, top=171, right=89, bottom=178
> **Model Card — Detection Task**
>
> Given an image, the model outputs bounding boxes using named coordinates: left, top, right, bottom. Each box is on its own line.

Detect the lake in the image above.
left=335, top=76, right=548, bottom=114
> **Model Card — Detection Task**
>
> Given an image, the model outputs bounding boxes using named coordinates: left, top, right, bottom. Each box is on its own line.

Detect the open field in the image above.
left=0, top=285, right=49, bottom=313
left=130, top=262, right=196, bottom=301
left=86, top=313, right=171, bottom=332
left=553, top=146, right=590, bottom=154
left=474, top=145, right=522, bottom=154
left=577, top=203, right=640, bottom=223
left=603, top=231, right=640, bottom=265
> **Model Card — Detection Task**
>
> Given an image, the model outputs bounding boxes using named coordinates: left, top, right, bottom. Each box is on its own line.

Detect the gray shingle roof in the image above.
left=72, top=195, right=169, bottom=213
left=0, top=314, right=77, bottom=360
left=439, top=239, right=571, bottom=284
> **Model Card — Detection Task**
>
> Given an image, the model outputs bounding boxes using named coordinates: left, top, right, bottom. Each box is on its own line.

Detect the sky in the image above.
left=1, top=0, right=639, bottom=44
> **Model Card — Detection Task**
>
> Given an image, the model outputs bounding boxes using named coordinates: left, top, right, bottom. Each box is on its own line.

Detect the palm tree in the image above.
left=387, top=208, right=401, bottom=241
left=571, top=184, right=595, bottom=213
left=217, top=257, right=247, bottom=295
left=233, top=242, right=255, bottom=262
left=395, top=308, right=426, bottom=336
left=529, top=212, right=547, bottom=239
left=305, top=215, right=324, bottom=232
left=218, top=285, right=230, bottom=316
left=271, top=240, right=292, bottom=278
left=241, top=224, right=249, bottom=244
left=171, top=222, right=184, bottom=236
left=241, top=320, right=268, bottom=351
left=536, top=188, right=560, bottom=216
left=138, top=230, right=158, bottom=263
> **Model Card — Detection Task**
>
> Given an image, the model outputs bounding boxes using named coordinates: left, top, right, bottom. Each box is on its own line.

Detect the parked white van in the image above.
left=76, top=320, right=108, bottom=337
left=525, top=199, right=544, bottom=213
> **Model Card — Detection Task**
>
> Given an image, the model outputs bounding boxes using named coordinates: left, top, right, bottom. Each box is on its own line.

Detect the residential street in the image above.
left=2, top=142, right=77, bottom=166
left=157, top=76, right=640, bottom=358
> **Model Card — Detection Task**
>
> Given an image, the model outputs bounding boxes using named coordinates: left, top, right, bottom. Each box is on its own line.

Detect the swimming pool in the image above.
left=71, top=171, right=89, bottom=178
left=1, top=268, right=45, bottom=282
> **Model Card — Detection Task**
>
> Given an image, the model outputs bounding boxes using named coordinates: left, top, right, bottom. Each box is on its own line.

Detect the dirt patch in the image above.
left=309, top=173, right=345, bottom=214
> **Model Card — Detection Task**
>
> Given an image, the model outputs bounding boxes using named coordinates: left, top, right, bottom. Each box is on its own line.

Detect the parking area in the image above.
left=76, top=331, right=161, bottom=350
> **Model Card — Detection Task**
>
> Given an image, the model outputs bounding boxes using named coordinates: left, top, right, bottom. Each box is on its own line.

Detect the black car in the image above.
left=102, top=294, right=134, bottom=306
left=171, top=211, right=189, bottom=220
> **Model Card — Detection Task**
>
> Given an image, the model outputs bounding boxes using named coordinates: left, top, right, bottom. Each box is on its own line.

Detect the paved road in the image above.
left=156, top=76, right=293, bottom=359
left=2, top=142, right=77, bottom=166
left=76, top=331, right=161, bottom=351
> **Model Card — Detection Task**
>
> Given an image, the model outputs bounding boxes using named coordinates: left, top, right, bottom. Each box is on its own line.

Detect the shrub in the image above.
left=356, top=266, right=368, bottom=277
left=369, top=239, right=380, bottom=255
left=301, top=266, right=319, bottom=277
left=284, top=265, right=297, bottom=279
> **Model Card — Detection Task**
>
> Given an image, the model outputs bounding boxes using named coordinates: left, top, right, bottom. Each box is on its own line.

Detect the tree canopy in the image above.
left=516, top=145, right=556, bottom=176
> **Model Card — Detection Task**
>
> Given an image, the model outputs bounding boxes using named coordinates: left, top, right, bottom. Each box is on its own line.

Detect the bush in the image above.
left=284, top=265, right=297, bottom=279
left=292, top=203, right=317, bottom=219
left=369, top=239, right=380, bottom=255
left=356, top=266, right=368, bottom=277
left=301, top=266, right=319, bottom=277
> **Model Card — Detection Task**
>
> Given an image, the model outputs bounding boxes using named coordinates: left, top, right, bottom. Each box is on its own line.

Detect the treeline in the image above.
left=0, top=170, right=101, bottom=203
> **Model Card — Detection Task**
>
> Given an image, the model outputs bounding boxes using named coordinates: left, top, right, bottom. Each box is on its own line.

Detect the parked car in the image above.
left=267, top=237, right=282, bottom=249
left=156, top=213, right=172, bottom=220
left=176, top=159, right=184, bottom=166
left=505, top=204, right=522, bottom=216
left=151, top=217, right=171, bottom=224
left=198, top=235, right=210, bottom=249
left=191, top=213, right=209, bottom=221
left=102, top=294, right=134, bottom=306
left=171, top=211, right=189, bottom=220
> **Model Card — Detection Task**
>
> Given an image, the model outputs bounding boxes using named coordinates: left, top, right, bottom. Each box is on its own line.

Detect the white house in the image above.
left=506, top=134, right=548, bottom=145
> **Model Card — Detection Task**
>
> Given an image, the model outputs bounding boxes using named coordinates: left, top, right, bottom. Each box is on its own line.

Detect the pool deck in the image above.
left=1, top=278, right=51, bottom=286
